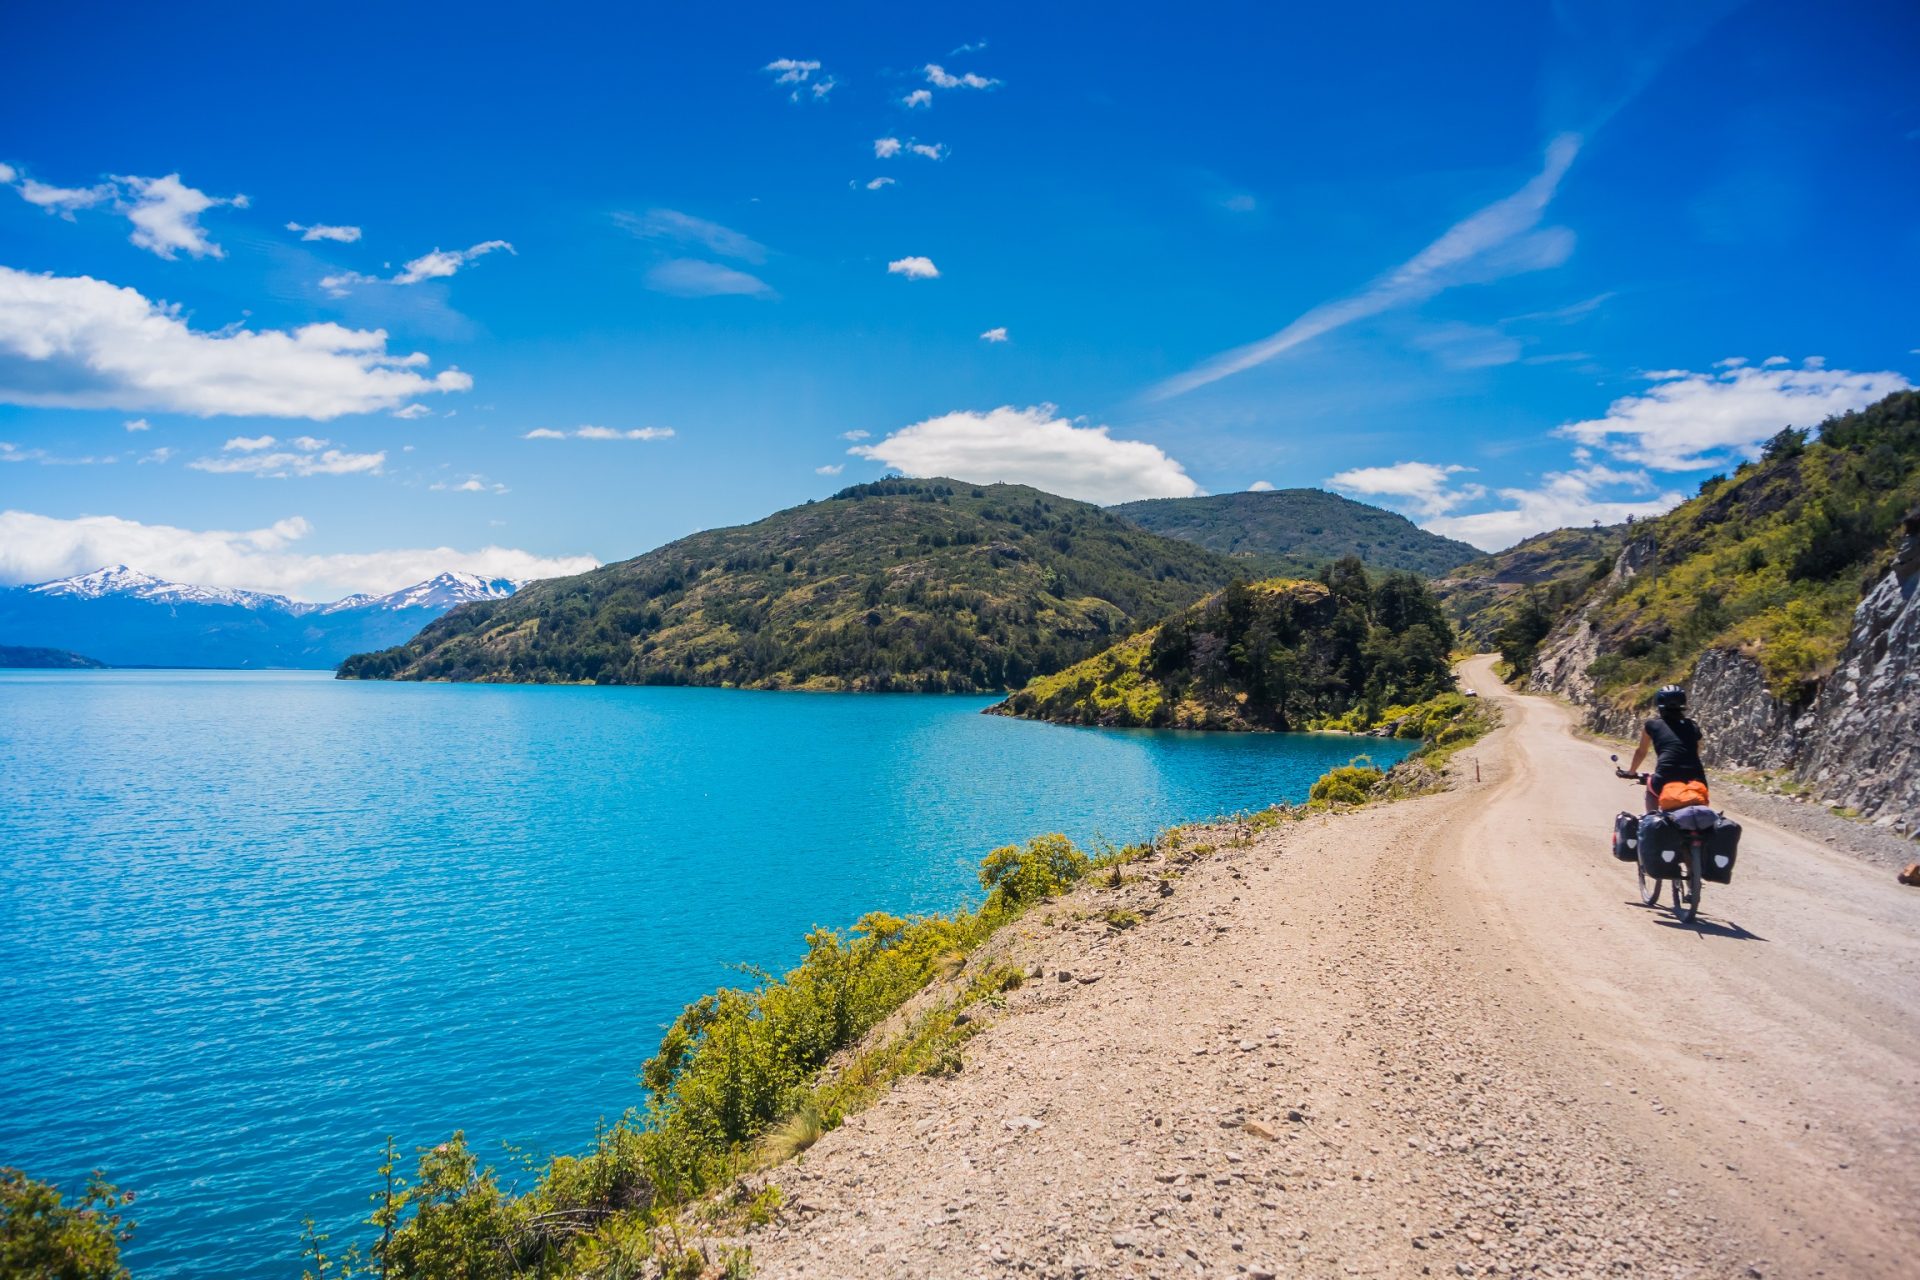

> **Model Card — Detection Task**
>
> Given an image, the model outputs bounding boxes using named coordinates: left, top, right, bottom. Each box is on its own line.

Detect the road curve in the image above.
left=738, top=657, right=1920, bottom=1278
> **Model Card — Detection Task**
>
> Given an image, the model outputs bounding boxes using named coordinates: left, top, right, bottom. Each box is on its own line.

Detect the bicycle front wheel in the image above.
left=1638, top=861, right=1664, bottom=907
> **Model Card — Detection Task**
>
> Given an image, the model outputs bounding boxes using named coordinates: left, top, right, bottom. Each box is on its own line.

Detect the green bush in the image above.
left=1309, top=762, right=1384, bottom=806
left=0, top=1168, right=133, bottom=1280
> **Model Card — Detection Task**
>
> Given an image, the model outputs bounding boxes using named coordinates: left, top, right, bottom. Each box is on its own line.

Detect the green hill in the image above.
left=1108, top=488, right=1481, bottom=576
left=338, top=478, right=1240, bottom=690
left=987, top=558, right=1455, bottom=730
left=1434, top=524, right=1626, bottom=649
left=1543, top=389, right=1920, bottom=706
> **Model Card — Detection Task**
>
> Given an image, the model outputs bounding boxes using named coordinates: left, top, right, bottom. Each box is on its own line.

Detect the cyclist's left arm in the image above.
left=1627, top=727, right=1652, bottom=774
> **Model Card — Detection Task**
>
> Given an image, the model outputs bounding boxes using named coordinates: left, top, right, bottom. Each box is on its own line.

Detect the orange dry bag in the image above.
left=1657, top=780, right=1710, bottom=810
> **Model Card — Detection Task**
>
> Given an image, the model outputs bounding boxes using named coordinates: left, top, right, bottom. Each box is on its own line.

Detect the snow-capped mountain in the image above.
left=320, top=571, right=520, bottom=614
left=27, top=565, right=296, bottom=612
left=0, top=567, right=524, bottom=668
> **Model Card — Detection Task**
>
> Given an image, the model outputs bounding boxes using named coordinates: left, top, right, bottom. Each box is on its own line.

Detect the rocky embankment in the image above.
left=1531, top=509, right=1920, bottom=828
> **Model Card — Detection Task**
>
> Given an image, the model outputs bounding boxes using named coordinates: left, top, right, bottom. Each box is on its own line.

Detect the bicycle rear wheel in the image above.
left=1673, top=845, right=1702, bottom=924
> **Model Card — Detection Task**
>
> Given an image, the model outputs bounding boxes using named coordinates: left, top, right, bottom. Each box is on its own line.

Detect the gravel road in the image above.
left=740, top=655, right=1920, bottom=1278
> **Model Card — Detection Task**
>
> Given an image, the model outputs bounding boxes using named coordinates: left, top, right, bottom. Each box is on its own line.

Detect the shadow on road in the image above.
left=1652, top=915, right=1768, bottom=942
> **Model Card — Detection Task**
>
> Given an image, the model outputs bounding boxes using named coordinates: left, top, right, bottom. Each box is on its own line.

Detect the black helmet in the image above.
left=1655, top=684, right=1687, bottom=711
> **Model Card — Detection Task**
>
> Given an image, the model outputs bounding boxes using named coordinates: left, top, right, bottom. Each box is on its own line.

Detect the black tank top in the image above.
left=1644, top=714, right=1705, bottom=782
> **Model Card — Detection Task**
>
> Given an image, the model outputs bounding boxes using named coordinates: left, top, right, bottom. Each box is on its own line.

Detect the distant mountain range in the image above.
left=0, top=566, right=521, bottom=668
left=1108, top=489, right=1481, bottom=577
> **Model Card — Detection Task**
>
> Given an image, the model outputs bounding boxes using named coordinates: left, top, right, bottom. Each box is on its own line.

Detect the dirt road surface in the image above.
left=744, top=656, right=1920, bottom=1278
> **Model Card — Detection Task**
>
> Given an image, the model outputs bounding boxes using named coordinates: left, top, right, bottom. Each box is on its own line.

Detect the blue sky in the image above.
left=2, top=0, right=1916, bottom=597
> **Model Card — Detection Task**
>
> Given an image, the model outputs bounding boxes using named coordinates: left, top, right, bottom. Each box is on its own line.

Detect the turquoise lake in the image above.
left=0, top=670, right=1413, bottom=1277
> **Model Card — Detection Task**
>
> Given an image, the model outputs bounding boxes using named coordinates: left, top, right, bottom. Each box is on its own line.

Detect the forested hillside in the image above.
left=1537, top=391, right=1919, bottom=706
left=339, top=479, right=1238, bottom=690
left=988, top=557, right=1455, bottom=729
left=1109, top=489, right=1481, bottom=576
left=1434, top=524, right=1625, bottom=651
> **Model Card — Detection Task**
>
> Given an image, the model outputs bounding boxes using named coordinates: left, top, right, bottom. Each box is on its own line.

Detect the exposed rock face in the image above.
left=1529, top=534, right=1654, bottom=725
left=1796, top=512, right=1920, bottom=822
left=1688, top=647, right=1806, bottom=772
left=1529, top=516, right=1920, bottom=823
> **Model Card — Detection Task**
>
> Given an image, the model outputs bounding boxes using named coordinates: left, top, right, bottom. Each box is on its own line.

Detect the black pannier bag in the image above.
left=1702, top=815, right=1742, bottom=883
left=1637, top=813, right=1684, bottom=878
left=1612, top=811, right=1641, bottom=862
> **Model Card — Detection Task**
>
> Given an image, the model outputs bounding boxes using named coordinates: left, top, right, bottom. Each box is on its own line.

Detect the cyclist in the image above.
left=1626, top=684, right=1707, bottom=812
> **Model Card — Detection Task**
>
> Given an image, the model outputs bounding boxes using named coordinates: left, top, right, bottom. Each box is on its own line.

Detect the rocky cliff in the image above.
left=1532, top=509, right=1920, bottom=826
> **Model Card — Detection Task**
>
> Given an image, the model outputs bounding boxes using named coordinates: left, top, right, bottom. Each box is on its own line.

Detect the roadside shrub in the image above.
left=1309, top=762, right=1384, bottom=806
left=979, top=833, right=1089, bottom=913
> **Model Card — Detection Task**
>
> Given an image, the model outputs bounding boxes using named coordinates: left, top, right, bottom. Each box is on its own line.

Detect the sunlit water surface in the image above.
left=0, top=670, right=1411, bottom=1277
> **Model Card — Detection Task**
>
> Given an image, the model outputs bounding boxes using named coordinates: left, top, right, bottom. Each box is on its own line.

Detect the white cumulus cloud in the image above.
left=849, top=404, right=1201, bottom=504
left=1326, top=461, right=1487, bottom=517
left=815, top=463, right=844, bottom=475
left=902, top=89, right=933, bottom=108
left=123, top=417, right=149, bottom=432
left=1248, top=480, right=1274, bottom=492
left=864, top=177, right=896, bottom=190
left=887, top=256, right=939, bottom=280
left=764, top=58, right=834, bottom=101
left=1558, top=359, right=1911, bottom=470
left=0, top=508, right=597, bottom=602
left=979, top=327, right=1008, bottom=343
left=0, top=266, right=472, bottom=419
left=1156, top=134, right=1581, bottom=398
left=924, top=63, right=998, bottom=90
left=874, top=137, right=903, bottom=159
left=114, top=173, right=248, bottom=259
left=1420, top=465, right=1683, bottom=552
left=287, top=221, right=362, bottom=243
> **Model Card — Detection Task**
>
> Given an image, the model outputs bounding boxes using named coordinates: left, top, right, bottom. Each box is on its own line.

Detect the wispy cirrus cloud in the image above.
left=321, top=240, right=514, bottom=295
left=0, top=266, right=472, bottom=419
left=189, top=433, right=386, bottom=478
left=645, top=258, right=775, bottom=298
left=615, top=209, right=767, bottom=263
left=1155, top=134, right=1582, bottom=398
left=523, top=425, right=675, bottom=441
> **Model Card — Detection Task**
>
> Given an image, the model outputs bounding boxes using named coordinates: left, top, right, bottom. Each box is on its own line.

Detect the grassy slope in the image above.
left=1434, top=524, right=1626, bottom=648
left=1109, top=488, right=1481, bottom=577
left=339, top=478, right=1239, bottom=691
left=1571, top=390, right=1920, bottom=706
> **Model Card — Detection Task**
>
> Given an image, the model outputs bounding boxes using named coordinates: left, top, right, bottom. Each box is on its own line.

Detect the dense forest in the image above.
left=989, top=557, right=1456, bottom=729
left=1541, top=389, right=1920, bottom=703
left=339, top=479, right=1239, bottom=691
left=1109, top=488, right=1482, bottom=577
